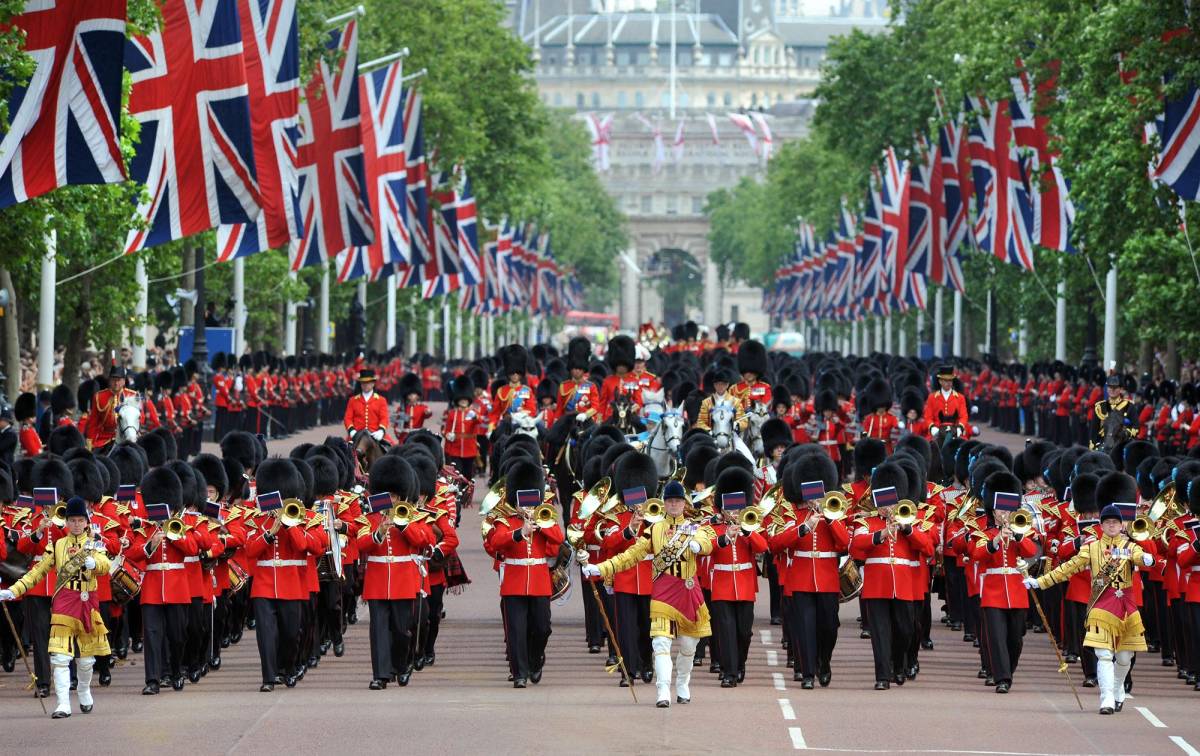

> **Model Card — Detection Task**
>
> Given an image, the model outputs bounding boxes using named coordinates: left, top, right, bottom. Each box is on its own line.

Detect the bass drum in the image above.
left=838, top=556, right=862, bottom=604
left=550, top=542, right=573, bottom=604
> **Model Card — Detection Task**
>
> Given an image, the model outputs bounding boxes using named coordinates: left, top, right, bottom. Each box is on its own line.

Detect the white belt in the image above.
left=1190, top=566, right=1200, bottom=573
left=366, top=555, right=418, bottom=564
left=984, top=567, right=1021, bottom=576
left=818, top=439, right=838, bottom=445
left=146, top=563, right=185, bottom=572
left=505, top=558, right=546, bottom=567
left=255, top=559, right=305, bottom=568
left=864, top=557, right=920, bottom=567
left=182, top=556, right=200, bottom=563
left=712, top=562, right=754, bottom=572
left=792, top=551, right=839, bottom=559
left=586, top=545, right=600, bottom=552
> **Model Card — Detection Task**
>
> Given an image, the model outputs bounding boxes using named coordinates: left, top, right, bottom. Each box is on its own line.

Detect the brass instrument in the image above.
left=49, top=504, right=67, bottom=528
left=1129, top=515, right=1152, bottom=542
left=164, top=516, right=189, bottom=541
left=642, top=498, right=665, bottom=524
left=391, top=502, right=416, bottom=527
left=739, top=506, right=762, bottom=532
left=280, top=500, right=306, bottom=528
left=479, top=478, right=507, bottom=517
left=821, top=492, right=849, bottom=521
left=892, top=501, right=918, bottom=527
left=1008, top=510, right=1033, bottom=536
left=578, top=477, right=611, bottom=521
left=758, top=483, right=783, bottom=519
left=531, top=503, right=558, bottom=529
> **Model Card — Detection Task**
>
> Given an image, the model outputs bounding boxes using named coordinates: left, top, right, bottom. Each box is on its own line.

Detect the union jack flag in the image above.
left=934, top=95, right=969, bottom=292
left=584, top=112, right=613, bottom=171
left=1152, top=79, right=1200, bottom=201
left=358, top=58, right=411, bottom=270
left=857, top=171, right=887, bottom=315
left=403, top=88, right=432, bottom=268
left=217, top=0, right=301, bottom=262
left=125, top=0, right=262, bottom=253
left=0, top=1, right=127, bottom=208
left=1010, top=61, right=1075, bottom=252
left=880, top=146, right=911, bottom=305
left=289, top=19, right=372, bottom=270
left=965, top=96, right=1036, bottom=271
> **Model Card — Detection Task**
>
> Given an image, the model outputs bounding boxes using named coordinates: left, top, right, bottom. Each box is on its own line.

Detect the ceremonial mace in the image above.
left=2, top=602, right=46, bottom=714
left=1020, top=559, right=1083, bottom=711
left=587, top=579, right=637, bottom=704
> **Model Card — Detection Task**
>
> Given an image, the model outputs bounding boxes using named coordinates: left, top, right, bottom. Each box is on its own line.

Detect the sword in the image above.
left=1020, top=560, right=1083, bottom=711
left=2, top=601, right=46, bottom=714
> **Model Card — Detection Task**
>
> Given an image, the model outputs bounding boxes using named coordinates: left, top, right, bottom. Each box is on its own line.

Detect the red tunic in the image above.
left=849, top=516, right=935, bottom=601
left=709, top=522, right=767, bottom=601
left=770, top=516, right=850, bottom=594
left=485, top=516, right=564, bottom=597
left=969, top=527, right=1038, bottom=609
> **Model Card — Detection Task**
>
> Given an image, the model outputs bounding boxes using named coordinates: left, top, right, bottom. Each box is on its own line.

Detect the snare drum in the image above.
left=228, top=560, right=250, bottom=594
left=110, top=559, right=145, bottom=606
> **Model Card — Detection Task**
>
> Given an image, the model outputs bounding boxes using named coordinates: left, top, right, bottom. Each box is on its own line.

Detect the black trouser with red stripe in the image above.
left=789, top=591, right=839, bottom=680
left=983, top=606, right=1026, bottom=684
left=862, top=597, right=914, bottom=682
left=501, top=595, right=551, bottom=681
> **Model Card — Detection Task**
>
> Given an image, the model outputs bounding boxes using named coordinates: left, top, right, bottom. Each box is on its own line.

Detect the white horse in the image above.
left=640, top=388, right=667, bottom=425
left=710, top=403, right=735, bottom=453
left=116, top=393, right=142, bottom=443
left=644, top=408, right=685, bottom=477
left=741, top=403, right=770, bottom=458
left=510, top=411, right=540, bottom=438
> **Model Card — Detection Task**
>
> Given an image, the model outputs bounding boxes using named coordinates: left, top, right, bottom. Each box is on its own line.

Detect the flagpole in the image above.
left=133, top=255, right=149, bottom=370
left=426, top=305, right=435, bottom=356
left=953, top=290, right=963, bottom=356
left=386, top=278, right=397, bottom=350
left=884, top=315, right=893, bottom=354
left=850, top=320, right=858, bottom=357
left=441, top=298, right=450, bottom=360
left=669, top=0, right=677, bottom=121
left=1055, top=279, right=1067, bottom=361
left=933, top=287, right=944, bottom=358
left=454, top=291, right=463, bottom=359
left=1103, top=261, right=1118, bottom=370
left=318, top=261, right=330, bottom=354
left=285, top=271, right=299, bottom=355
left=36, top=224, right=55, bottom=389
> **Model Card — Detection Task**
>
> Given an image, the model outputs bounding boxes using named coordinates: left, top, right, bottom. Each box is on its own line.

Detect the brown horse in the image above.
left=352, top=431, right=386, bottom=485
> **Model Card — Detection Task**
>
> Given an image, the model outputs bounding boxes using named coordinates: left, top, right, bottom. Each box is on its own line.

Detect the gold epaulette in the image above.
left=356, top=514, right=370, bottom=526
left=974, top=535, right=990, bottom=549
left=115, top=503, right=130, bottom=516
left=841, top=483, right=855, bottom=494
left=102, top=519, right=121, bottom=532
left=919, top=520, right=935, bottom=532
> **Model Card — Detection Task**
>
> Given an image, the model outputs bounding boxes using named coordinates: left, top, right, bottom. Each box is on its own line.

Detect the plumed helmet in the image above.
left=760, top=418, right=793, bottom=455
left=139, top=467, right=183, bottom=513
left=50, top=384, right=75, bottom=414
left=504, top=458, right=545, bottom=506
left=567, top=336, right=592, bottom=371
left=32, top=458, right=74, bottom=500
left=605, top=335, right=635, bottom=372
left=14, top=392, right=37, bottom=422
left=48, top=424, right=85, bottom=456
left=192, top=453, right=229, bottom=501
left=68, top=458, right=105, bottom=504
left=713, top=466, right=755, bottom=511
left=613, top=452, right=659, bottom=503
left=736, top=340, right=769, bottom=378
left=256, top=457, right=306, bottom=501
left=220, top=431, right=260, bottom=473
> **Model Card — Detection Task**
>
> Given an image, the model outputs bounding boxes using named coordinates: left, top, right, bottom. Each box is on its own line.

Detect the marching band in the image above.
left=2, top=323, right=1200, bottom=723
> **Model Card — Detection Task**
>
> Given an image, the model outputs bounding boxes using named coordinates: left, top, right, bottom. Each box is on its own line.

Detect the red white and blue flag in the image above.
left=965, top=95, right=1036, bottom=271
left=358, top=58, right=411, bottom=270
left=857, top=170, right=887, bottom=315
left=125, top=0, right=262, bottom=253
left=289, top=19, right=372, bottom=270
left=0, top=1, right=128, bottom=208
left=1010, top=61, right=1075, bottom=252
left=880, top=146, right=912, bottom=306
left=217, top=0, right=302, bottom=262
left=1152, top=79, right=1200, bottom=201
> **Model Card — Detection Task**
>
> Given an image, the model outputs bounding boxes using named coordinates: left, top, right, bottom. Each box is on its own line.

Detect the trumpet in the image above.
left=738, top=506, right=762, bottom=532
left=820, top=492, right=850, bottom=521
left=391, top=502, right=416, bottom=527
left=892, top=501, right=918, bottom=527
left=531, top=503, right=558, bottom=529
left=642, top=498, right=665, bottom=524
left=49, top=503, right=67, bottom=528
left=1129, top=515, right=1153, bottom=542
left=280, top=500, right=306, bottom=528
left=164, top=516, right=189, bottom=541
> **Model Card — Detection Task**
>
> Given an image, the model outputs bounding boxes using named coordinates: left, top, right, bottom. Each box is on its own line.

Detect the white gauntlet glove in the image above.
left=370, top=429, right=384, bottom=441
left=581, top=564, right=601, bottom=579
left=84, top=556, right=96, bottom=570
left=688, top=540, right=702, bottom=554
left=1022, top=577, right=1039, bottom=590
left=0, top=589, right=14, bottom=601
left=576, top=413, right=588, bottom=423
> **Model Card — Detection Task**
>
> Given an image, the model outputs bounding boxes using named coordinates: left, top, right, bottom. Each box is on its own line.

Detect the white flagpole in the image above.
left=134, top=255, right=149, bottom=369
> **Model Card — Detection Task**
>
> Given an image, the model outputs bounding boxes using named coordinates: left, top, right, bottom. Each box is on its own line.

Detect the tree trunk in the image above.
left=1166, top=336, right=1179, bottom=380
left=61, top=276, right=92, bottom=394
left=0, top=268, right=20, bottom=401
left=1137, top=338, right=1153, bottom=378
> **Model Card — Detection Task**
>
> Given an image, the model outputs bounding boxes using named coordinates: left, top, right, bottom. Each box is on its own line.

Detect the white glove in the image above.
left=688, top=540, right=702, bottom=554
left=1142, top=553, right=1155, bottom=567
left=0, top=589, right=13, bottom=601
left=1022, top=577, right=1039, bottom=590
left=446, top=432, right=456, bottom=442
left=370, top=429, right=384, bottom=441
left=84, top=556, right=96, bottom=570
left=576, top=413, right=588, bottom=423
left=581, top=564, right=601, bottom=579
left=347, top=428, right=358, bottom=439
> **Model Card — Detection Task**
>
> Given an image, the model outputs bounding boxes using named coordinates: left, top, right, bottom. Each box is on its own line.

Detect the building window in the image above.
left=706, top=92, right=716, bottom=107
left=692, top=196, right=704, bottom=214
left=661, top=91, right=670, bottom=108
left=723, top=92, right=732, bottom=106
left=718, top=52, right=732, bottom=66
left=635, top=91, right=644, bottom=107
left=697, top=51, right=711, bottom=66
left=617, top=91, right=627, bottom=108
left=666, top=195, right=677, bottom=214
left=640, top=195, right=652, bottom=213
left=592, top=92, right=601, bottom=108
left=576, top=92, right=585, bottom=108
left=679, top=92, right=689, bottom=108
left=554, top=92, right=563, bottom=106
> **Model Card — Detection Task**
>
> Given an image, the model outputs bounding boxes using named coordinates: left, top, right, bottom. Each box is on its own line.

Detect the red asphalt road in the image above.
left=3, top=415, right=1198, bottom=754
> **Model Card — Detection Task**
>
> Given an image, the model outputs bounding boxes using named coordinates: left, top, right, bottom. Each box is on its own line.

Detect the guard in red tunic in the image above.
left=484, top=459, right=563, bottom=688
left=708, top=467, right=768, bottom=688
left=810, top=389, right=848, bottom=472
left=770, top=455, right=849, bottom=688
left=599, top=335, right=644, bottom=420
left=394, top=373, right=432, bottom=439
left=603, top=455, right=659, bottom=688
left=860, top=377, right=899, bottom=454
left=558, top=337, right=602, bottom=423
left=900, top=388, right=929, bottom=439
left=969, top=475, right=1038, bottom=694
left=84, top=366, right=139, bottom=452
left=15, top=392, right=43, bottom=458
left=631, top=344, right=662, bottom=393
left=443, top=375, right=482, bottom=481
left=357, top=455, right=435, bottom=689
left=344, top=369, right=391, bottom=443
left=924, top=365, right=969, bottom=437
left=849, top=463, right=936, bottom=689
left=732, top=340, right=773, bottom=411
left=490, top=345, right=536, bottom=428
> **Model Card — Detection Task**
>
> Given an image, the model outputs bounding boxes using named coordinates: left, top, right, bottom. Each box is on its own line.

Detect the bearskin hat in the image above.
left=567, top=336, right=592, bottom=372
left=895, top=434, right=933, bottom=471
left=110, top=443, right=147, bottom=486
left=220, top=431, right=260, bottom=472
left=1070, top=472, right=1100, bottom=514
left=736, top=340, right=769, bottom=378
left=403, top=448, right=438, bottom=499
left=714, top=451, right=755, bottom=481
left=140, top=467, right=182, bottom=513
left=192, top=453, right=229, bottom=501
left=257, top=457, right=305, bottom=501
left=684, top=321, right=699, bottom=340
left=981, top=470, right=1022, bottom=514
left=536, top=378, right=558, bottom=404
left=683, top=445, right=721, bottom=490
left=600, top=442, right=636, bottom=477
left=50, top=384, right=75, bottom=415
left=155, top=370, right=174, bottom=393
left=137, top=432, right=169, bottom=469
left=614, top=452, right=659, bottom=503
left=499, top=345, right=530, bottom=379
left=32, top=458, right=73, bottom=500
left=854, top=438, right=887, bottom=479
left=892, top=452, right=926, bottom=502
left=715, top=324, right=730, bottom=342
left=48, top=424, right=85, bottom=456
left=771, top=384, right=792, bottom=411
left=861, top=377, right=893, bottom=413
left=504, top=458, right=545, bottom=506
left=813, top=388, right=839, bottom=415
left=1188, top=475, right=1200, bottom=517
left=222, top=457, right=248, bottom=503
left=14, top=392, right=36, bottom=422
left=149, top=426, right=177, bottom=462
left=1073, top=450, right=1115, bottom=478
left=67, top=458, right=104, bottom=504
left=714, top=466, right=755, bottom=511
left=307, top=455, right=339, bottom=498
left=869, top=462, right=908, bottom=502
left=404, top=430, right=445, bottom=468
left=1096, top=471, right=1138, bottom=509
left=95, top=455, right=119, bottom=496
left=899, top=387, right=925, bottom=417
left=76, top=380, right=96, bottom=414
left=212, top=353, right=227, bottom=371
left=291, top=458, right=314, bottom=505
left=450, top=374, right=474, bottom=405
left=606, top=335, right=635, bottom=372
left=788, top=451, right=839, bottom=499
left=367, top=455, right=415, bottom=499
left=398, top=373, right=422, bottom=399
left=165, top=460, right=202, bottom=509
left=1121, top=440, right=1157, bottom=476
left=760, top=418, right=793, bottom=456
